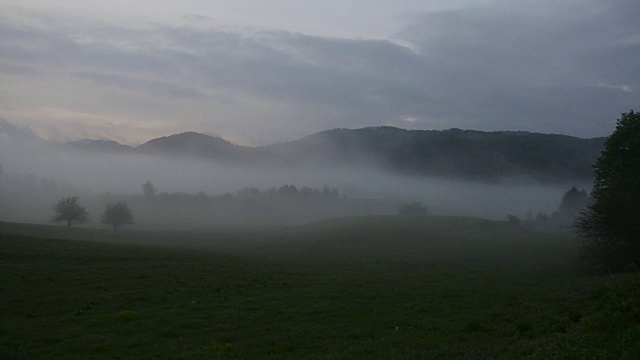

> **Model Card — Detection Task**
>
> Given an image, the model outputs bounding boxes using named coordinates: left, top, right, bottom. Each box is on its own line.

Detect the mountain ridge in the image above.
left=63, top=126, right=606, bottom=183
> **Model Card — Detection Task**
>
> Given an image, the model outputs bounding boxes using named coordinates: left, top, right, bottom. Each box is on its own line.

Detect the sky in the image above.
left=0, top=0, right=638, bottom=146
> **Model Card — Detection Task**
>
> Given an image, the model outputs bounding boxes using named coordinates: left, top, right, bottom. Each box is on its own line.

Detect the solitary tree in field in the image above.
left=141, top=181, right=157, bottom=200
left=555, top=186, right=588, bottom=221
left=101, top=202, right=134, bottom=230
left=53, top=196, right=88, bottom=227
left=575, top=110, right=640, bottom=272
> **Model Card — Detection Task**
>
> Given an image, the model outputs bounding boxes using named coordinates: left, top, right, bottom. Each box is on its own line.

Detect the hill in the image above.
left=61, top=126, right=606, bottom=183
left=260, top=127, right=605, bottom=182
left=136, top=132, right=249, bottom=161
left=66, top=139, right=134, bottom=153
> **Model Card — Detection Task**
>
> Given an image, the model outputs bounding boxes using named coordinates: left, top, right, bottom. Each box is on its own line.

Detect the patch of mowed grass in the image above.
left=0, top=217, right=639, bottom=358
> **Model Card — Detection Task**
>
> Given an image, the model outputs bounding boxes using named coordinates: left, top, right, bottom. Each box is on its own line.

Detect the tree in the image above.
left=575, top=110, right=640, bottom=272
left=141, top=181, right=157, bottom=200
left=507, top=214, right=521, bottom=225
left=53, top=196, right=88, bottom=227
left=101, top=202, right=134, bottom=230
left=555, top=186, right=588, bottom=221
left=278, top=185, right=298, bottom=197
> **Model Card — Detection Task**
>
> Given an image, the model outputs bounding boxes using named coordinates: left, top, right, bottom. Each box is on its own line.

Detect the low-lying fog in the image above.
left=0, top=138, right=590, bottom=228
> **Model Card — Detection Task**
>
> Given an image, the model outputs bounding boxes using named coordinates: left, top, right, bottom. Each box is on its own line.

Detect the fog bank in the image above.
left=0, top=139, right=590, bottom=226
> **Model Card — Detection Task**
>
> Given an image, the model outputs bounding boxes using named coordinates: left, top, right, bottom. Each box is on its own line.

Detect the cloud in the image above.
left=0, top=1, right=638, bottom=144
left=0, top=117, right=40, bottom=143
left=396, top=0, right=639, bottom=132
left=71, top=71, right=207, bottom=101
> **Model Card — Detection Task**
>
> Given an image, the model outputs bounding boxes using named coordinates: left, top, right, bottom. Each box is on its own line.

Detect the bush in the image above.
left=507, top=215, right=521, bottom=225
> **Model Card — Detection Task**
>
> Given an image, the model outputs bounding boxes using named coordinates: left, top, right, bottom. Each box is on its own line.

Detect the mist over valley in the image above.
left=0, top=118, right=598, bottom=227
left=2, top=1, right=639, bottom=357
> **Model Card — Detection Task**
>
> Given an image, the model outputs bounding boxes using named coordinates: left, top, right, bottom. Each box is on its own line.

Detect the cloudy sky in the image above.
left=0, top=0, right=637, bottom=145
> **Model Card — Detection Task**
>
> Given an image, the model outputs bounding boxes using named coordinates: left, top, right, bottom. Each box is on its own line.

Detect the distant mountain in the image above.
left=135, top=132, right=249, bottom=161
left=66, top=139, right=134, bottom=153
left=62, top=126, right=606, bottom=183
left=263, top=127, right=606, bottom=182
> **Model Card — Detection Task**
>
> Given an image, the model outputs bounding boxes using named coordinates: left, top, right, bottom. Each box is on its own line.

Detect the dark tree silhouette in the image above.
left=52, top=196, right=88, bottom=227
left=556, top=186, right=588, bottom=221
left=101, top=202, right=134, bottom=230
left=507, top=214, right=521, bottom=225
left=575, top=110, right=640, bottom=272
left=141, top=181, right=157, bottom=200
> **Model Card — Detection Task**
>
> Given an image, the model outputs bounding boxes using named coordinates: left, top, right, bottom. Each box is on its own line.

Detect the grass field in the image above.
left=1, top=216, right=639, bottom=359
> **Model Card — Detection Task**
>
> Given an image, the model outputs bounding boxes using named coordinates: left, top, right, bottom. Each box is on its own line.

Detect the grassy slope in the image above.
left=0, top=217, right=638, bottom=359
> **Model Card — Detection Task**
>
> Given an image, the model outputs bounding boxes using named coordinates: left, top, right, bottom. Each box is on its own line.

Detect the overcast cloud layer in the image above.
left=0, top=0, right=637, bottom=145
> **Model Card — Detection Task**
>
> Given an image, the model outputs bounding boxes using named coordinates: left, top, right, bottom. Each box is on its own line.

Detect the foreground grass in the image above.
left=0, top=217, right=638, bottom=359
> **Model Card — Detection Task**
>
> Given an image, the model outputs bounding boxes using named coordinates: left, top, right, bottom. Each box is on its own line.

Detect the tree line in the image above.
left=49, top=183, right=346, bottom=229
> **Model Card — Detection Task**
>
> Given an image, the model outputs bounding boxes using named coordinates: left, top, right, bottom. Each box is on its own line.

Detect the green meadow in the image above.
left=1, top=216, right=638, bottom=359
